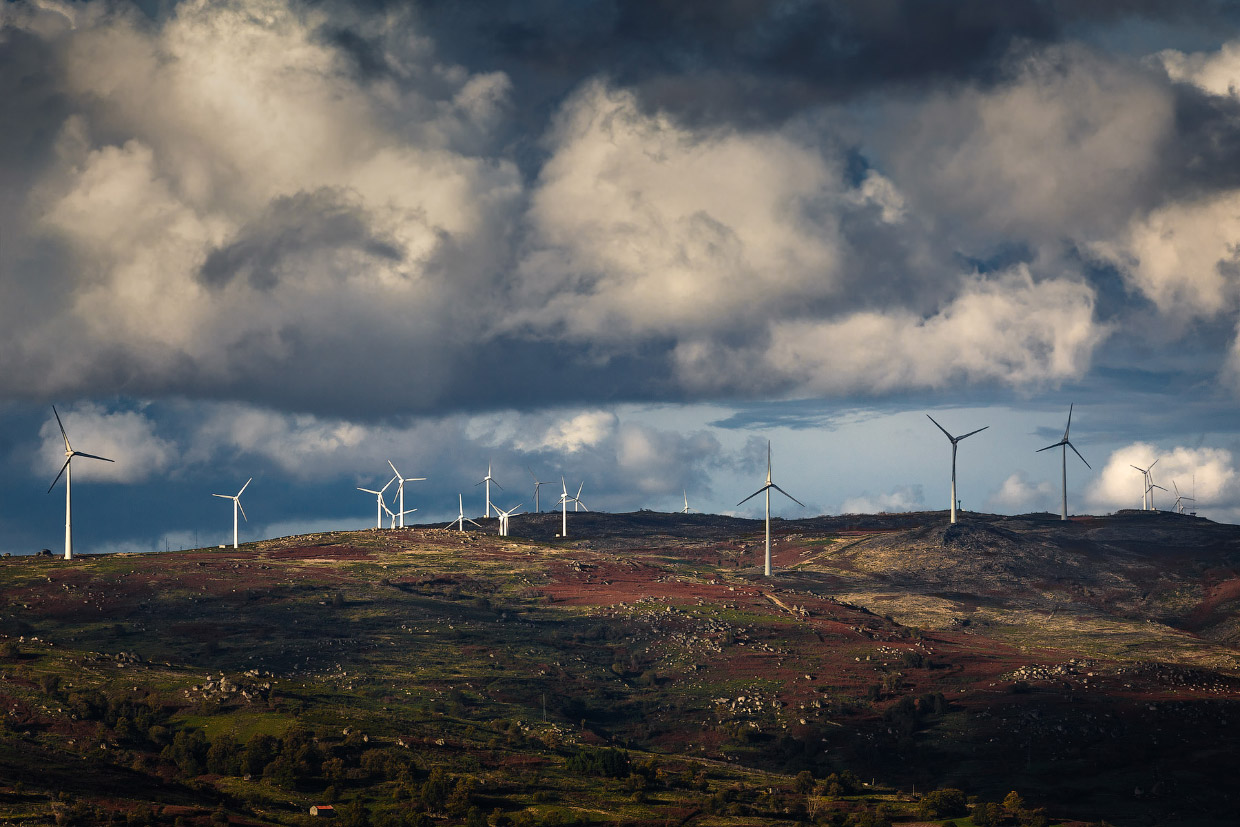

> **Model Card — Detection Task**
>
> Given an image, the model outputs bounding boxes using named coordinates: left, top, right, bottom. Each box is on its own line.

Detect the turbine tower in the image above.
left=926, top=414, right=988, bottom=524
left=475, top=462, right=502, bottom=518
left=1036, top=404, right=1090, bottom=521
left=357, top=475, right=397, bottom=529
left=388, top=461, right=426, bottom=528
left=1131, top=464, right=1150, bottom=510
left=47, top=406, right=115, bottom=560
left=528, top=467, right=548, bottom=513
left=737, top=441, right=804, bottom=577
left=452, top=494, right=482, bottom=531
left=212, top=478, right=252, bottom=549
left=556, top=477, right=587, bottom=537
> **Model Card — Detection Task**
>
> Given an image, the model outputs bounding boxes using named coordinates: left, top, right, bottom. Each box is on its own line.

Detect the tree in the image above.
left=920, top=788, right=967, bottom=819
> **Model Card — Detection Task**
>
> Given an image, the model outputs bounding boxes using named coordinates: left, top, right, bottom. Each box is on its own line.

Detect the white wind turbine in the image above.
left=475, top=462, right=502, bottom=518
left=1036, top=404, right=1090, bottom=521
left=493, top=502, right=524, bottom=537
left=681, top=490, right=699, bottom=514
left=212, top=478, right=252, bottom=550
left=452, top=494, right=482, bottom=531
left=1146, top=465, right=1167, bottom=511
left=380, top=498, right=416, bottom=530
left=1172, top=480, right=1195, bottom=514
left=1131, top=463, right=1152, bottom=510
left=556, top=477, right=587, bottom=537
left=388, top=461, right=426, bottom=528
left=737, top=441, right=804, bottom=577
left=47, top=406, right=115, bottom=560
left=926, top=414, right=988, bottom=525
left=357, top=475, right=397, bottom=529
left=528, top=467, right=549, bottom=513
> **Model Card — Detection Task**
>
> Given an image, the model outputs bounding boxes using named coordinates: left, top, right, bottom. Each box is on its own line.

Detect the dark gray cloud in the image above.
left=2, top=0, right=1239, bottom=422
left=373, top=0, right=1238, bottom=125
left=200, top=189, right=403, bottom=291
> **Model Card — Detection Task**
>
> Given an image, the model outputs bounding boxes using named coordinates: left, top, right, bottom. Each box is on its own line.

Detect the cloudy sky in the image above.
left=4, top=0, right=1240, bottom=554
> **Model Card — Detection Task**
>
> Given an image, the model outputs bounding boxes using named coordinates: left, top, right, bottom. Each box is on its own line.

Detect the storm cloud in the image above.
left=7, top=0, right=1240, bottom=551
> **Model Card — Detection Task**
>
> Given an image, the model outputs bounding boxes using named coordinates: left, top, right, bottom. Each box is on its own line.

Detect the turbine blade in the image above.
left=237, top=500, right=248, bottom=523
left=493, top=479, right=503, bottom=490
left=73, top=451, right=115, bottom=463
left=52, top=405, right=71, bottom=452
left=237, top=477, right=252, bottom=497
left=1149, top=458, right=1159, bottom=471
left=1130, top=465, right=1146, bottom=473
left=48, top=458, right=71, bottom=493
left=1067, top=440, right=1091, bottom=469
left=771, top=483, right=806, bottom=508
left=926, top=414, right=953, bottom=440
left=466, top=518, right=482, bottom=527
left=528, top=466, right=539, bottom=483
left=388, top=460, right=401, bottom=478
left=1152, top=485, right=1167, bottom=492
left=576, top=481, right=584, bottom=499
left=212, top=493, right=231, bottom=499
left=1036, top=441, right=1062, bottom=453
left=382, top=475, right=397, bottom=493
left=1064, top=403, right=1074, bottom=440
left=576, top=500, right=588, bottom=512
left=958, top=425, right=988, bottom=441
left=358, top=488, right=381, bottom=495
left=737, top=484, right=771, bottom=506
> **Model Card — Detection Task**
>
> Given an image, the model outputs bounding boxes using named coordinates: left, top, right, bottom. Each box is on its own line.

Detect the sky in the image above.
left=3, top=0, right=1240, bottom=554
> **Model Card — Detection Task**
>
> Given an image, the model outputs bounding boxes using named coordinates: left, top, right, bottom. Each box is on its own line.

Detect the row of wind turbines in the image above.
left=44, top=403, right=1198, bottom=570
left=358, top=462, right=588, bottom=540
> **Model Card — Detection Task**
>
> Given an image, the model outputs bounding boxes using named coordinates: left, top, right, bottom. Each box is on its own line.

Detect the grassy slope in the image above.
left=0, top=512, right=1238, bottom=825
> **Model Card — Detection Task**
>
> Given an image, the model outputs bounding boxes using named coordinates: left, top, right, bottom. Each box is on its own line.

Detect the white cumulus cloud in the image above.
left=1086, top=442, right=1239, bottom=518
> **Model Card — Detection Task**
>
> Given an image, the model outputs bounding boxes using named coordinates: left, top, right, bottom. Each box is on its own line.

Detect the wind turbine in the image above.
left=528, top=467, right=549, bottom=513
left=379, top=499, right=416, bottom=530
left=357, top=475, right=397, bottom=529
left=681, top=490, right=699, bottom=514
left=1146, top=466, right=1167, bottom=511
left=493, top=502, right=524, bottom=537
left=212, top=478, right=252, bottom=549
left=452, top=494, right=482, bottom=531
left=388, top=461, right=426, bottom=528
left=475, top=462, right=502, bottom=518
left=47, top=406, right=115, bottom=560
left=1172, top=480, right=1195, bottom=514
left=556, top=477, right=587, bottom=537
left=926, top=415, right=988, bottom=525
left=1036, top=404, right=1090, bottom=521
left=737, top=441, right=804, bottom=577
left=1131, top=464, right=1151, bottom=510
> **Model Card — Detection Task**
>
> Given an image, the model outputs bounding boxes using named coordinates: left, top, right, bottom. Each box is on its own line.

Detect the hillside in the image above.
left=0, top=510, right=1238, bottom=826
